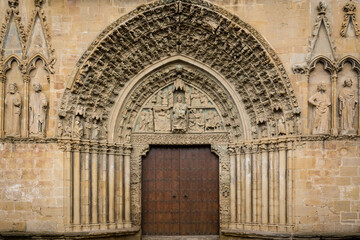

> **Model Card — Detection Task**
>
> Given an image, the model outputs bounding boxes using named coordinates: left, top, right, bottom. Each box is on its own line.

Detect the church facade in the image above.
left=0, top=0, right=359, bottom=239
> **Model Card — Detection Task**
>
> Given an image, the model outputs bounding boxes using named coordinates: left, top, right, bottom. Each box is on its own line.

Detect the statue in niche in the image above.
left=189, top=109, right=204, bottom=132
left=154, top=108, right=171, bottom=132
left=5, top=83, right=21, bottom=137
left=99, top=122, right=108, bottom=140
left=339, top=79, right=358, bottom=135
left=156, top=92, right=162, bottom=106
left=57, top=121, right=63, bottom=137
left=309, top=83, right=331, bottom=134
left=92, top=119, right=100, bottom=140
left=287, top=119, right=295, bottom=135
left=63, top=121, right=72, bottom=137
left=205, top=110, right=222, bottom=132
left=270, top=120, right=277, bottom=137
left=73, top=116, right=83, bottom=138
left=172, top=95, right=188, bottom=132
left=191, top=88, right=201, bottom=106
left=277, top=116, right=287, bottom=136
left=84, top=117, right=92, bottom=139
left=138, top=110, right=153, bottom=132
left=29, top=83, right=47, bottom=137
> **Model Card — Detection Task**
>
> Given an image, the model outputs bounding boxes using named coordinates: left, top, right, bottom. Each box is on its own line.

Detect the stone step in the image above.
left=142, top=236, right=219, bottom=240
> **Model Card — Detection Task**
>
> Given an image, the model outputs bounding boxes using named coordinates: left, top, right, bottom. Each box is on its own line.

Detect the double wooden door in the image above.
left=142, top=146, right=219, bottom=235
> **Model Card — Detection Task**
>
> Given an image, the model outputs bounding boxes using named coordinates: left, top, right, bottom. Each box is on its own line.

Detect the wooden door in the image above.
left=142, top=146, right=219, bottom=236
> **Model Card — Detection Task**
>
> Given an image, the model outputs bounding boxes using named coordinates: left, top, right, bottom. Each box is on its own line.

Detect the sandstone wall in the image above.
left=0, top=0, right=359, bottom=236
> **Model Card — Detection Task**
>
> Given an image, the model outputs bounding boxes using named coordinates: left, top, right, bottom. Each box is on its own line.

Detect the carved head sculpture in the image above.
left=317, top=83, right=327, bottom=93
left=75, top=115, right=81, bottom=123
left=176, top=94, right=183, bottom=103
left=343, top=79, right=353, bottom=88
left=33, top=83, right=42, bottom=92
left=317, top=1, right=327, bottom=14
left=8, top=83, right=18, bottom=94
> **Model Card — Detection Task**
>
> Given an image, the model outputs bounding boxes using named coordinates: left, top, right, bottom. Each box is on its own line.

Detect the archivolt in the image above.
left=58, top=0, right=300, bottom=141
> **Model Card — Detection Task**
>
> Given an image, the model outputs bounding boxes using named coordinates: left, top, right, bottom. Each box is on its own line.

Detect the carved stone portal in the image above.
left=134, top=80, right=224, bottom=134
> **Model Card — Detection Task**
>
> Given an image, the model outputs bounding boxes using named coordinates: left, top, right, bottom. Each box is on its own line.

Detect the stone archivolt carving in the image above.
left=58, top=0, right=300, bottom=142
left=29, top=83, right=47, bottom=137
left=309, top=83, right=331, bottom=135
left=5, top=83, right=21, bottom=137
left=339, top=79, right=358, bottom=135
left=340, top=0, right=360, bottom=37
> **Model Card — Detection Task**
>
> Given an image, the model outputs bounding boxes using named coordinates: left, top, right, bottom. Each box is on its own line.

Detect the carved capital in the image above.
left=58, top=140, right=72, bottom=152
left=81, top=141, right=91, bottom=153
left=23, top=74, right=30, bottom=83
left=0, top=72, right=5, bottom=83
left=227, top=145, right=236, bottom=156
left=123, top=144, right=132, bottom=155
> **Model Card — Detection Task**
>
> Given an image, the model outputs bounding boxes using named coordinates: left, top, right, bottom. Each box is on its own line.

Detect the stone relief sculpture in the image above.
left=309, top=83, right=331, bottom=134
left=277, top=116, right=287, bottom=136
left=154, top=108, right=171, bottom=132
left=172, top=95, right=187, bottom=132
left=339, top=79, right=358, bottom=135
left=138, top=110, right=153, bottom=132
left=4, top=83, right=21, bottom=137
left=73, top=116, right=83, bottom=138
left=191, top=88, right=201, bottom=106
left=92, top=119, right=100, bottom=140
left=189, top=109, right=204, bottom=132
left=205, top=110, right=222, bottom=132
left=29, top=83, right=47, bottom=137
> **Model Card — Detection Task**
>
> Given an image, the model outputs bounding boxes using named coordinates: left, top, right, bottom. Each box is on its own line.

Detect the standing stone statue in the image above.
left=5, top=83, right=21, bottom=137
left=84, top=117, right=92, bottom=139
left=309, top=83, right=331, bottom=134
left=29, top=83, right=47, bottom=137
left=172, top=95, right=187, bottom=132
left=339, top=79, right=358, bottom=135
left=73, top=116, right=83, bottom=138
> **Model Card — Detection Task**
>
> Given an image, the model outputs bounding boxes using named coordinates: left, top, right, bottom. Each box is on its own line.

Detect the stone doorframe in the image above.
left=57, top=0, right=300, bottom=235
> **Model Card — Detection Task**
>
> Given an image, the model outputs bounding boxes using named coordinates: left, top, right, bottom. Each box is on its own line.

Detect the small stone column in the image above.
left=99, top=143, right=108, bottom=230
left=244, top=145, right=252, bottom=224
left=0, top=72, right=5, bottom=137
left=331, top=72, right=338, bottom=135
left=268, top=143, right=275, bottom=225
left=260, top=143, right=268, bottom=224
left=229, top=145, right=236, bottom=226
left=278, top=142, right=287, bottom=225
left=124, top=144, right=132, bottom=227
left=90, top=142, right=99, bottom=227
left=273, top=144, right=279, bottom=224
left=22, top=74, right=30, bottom=137
left=72, top=141, right=81, bottom=230
left=108, top=144, right=116, bottom=229
left=116, top=144, right=124, bottom=228
left=60, top=141, right=72, bottom=231
left=287, top=140, right=295, bottom=226
left=80, top=142, right=91, bottom=229
left=235, top=147, right=242, bottom=226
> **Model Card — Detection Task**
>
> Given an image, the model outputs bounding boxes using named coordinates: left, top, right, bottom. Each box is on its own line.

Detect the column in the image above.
left=91, top=143, right=99, bottom=227
left=304, top=72, right=310, bottom=134
left=108, top=145, right=116, bottom=229
left=81, top=143, right=91, bottom=229
left=252, top=146, right=258, bottom=224
left=287, top=140, right=294, bottom=225
left=256, top=145, right=262, bottom=225
left=244, top=145, right=252, bottom=223
left=73, top=142, right=81, bottom=230
left=124, top=144, right=132, bottom=227
left=240, top=148, right=246, bottom=223
left=261, top=143, right=268, bottom=225
left=279, top=142, right=287, bottom=225
left=268, top=144, right=274, bottom=224
left=99, top=144, right=108, bottom=229
left=229, top=146, right=236, bottom=226
left=116, top=145, right=124, bottom=228
left=273, top=145, right=279, bottom=224
left=0, top=72, right=5, bottom=137
left=21, top=74, right=30, bottom=137
left=331, top=72, right=338, bottom=135
left=61, top=142, right=72, bottom=231
left=236, top=147, right=241, bottom=225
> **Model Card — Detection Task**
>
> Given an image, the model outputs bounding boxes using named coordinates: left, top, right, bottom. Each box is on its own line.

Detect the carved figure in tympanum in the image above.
left=309, top=83, right=331, bottom=134
left=138, top=110, right=153, bottom=132
left=191, top=88, right=202, bottom=107
left=172, top=95, right=188, bottom=132
left=160, top=90, right=168, bottom=106
left=189, top=109, right=204, bottom=132
left=339, top=79, right=358, bottom=135
left=84, top=117, right=92, bottom=139
left=5, top=83, right=21, bottom=137
left=73, top=116, right=83, bottom=138
left=185, top=86, right=191, bottom=106
left=154, top=108, right=171, bottom=132
left=29, top=83, right=47, bottom=137
left=205, top=110, right=222, bottom=132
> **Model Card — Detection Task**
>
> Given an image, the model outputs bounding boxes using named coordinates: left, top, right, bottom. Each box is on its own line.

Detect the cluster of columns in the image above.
left=62, top=140, right=132, bottom=231
left=0, top=72, right=32, bottom=138
left=229, top=139, right=294, bottom=232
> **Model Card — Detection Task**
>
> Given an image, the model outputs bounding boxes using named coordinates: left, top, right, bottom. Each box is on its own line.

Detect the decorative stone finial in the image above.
left=344, top=0, right=356, bottom=14
left=34, top=0, right=44, bottom=8
left=317, top=1, right=327, bottom=15
left=8, top=0, right=19, bottom=8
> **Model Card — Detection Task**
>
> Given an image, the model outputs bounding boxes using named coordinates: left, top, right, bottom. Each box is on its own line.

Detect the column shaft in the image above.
left=245, top=149, right=252, bottom=223
left=73, top=149, right=81, bottom=225
left=91, top=147, right=98, bottom=224
left=230, top=150, right=236, bottom=224
left=236, top=150, right=241, bottom=223
left=108, top=153, right=115, bottom=225
left=279, top=144, right=287, bottom=225
left=124, top=145, right=131, bottom=226
left=261, top=147, right=268, bottom=224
